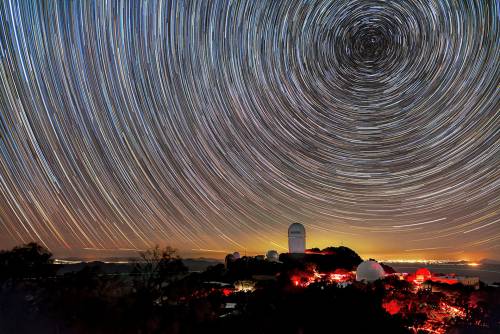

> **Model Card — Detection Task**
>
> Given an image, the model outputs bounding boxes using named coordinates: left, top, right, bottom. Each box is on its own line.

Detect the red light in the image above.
left=382, top=300, right=401, bottom=315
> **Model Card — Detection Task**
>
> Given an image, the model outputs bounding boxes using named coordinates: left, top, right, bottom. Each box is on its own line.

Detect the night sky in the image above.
left=0, top=1, right=498, bottom=260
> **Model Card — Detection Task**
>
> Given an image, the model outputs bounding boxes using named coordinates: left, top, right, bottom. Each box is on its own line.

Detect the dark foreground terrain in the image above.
left=1, top=243, right=499, bottom=334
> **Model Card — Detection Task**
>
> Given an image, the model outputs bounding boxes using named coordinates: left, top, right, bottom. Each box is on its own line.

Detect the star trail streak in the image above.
left=0, top=0, right=498, bottom=259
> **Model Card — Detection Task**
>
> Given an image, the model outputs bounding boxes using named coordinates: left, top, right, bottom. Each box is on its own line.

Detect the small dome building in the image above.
left=356, top=260, right=385, bottom=282
left=415, top=268, right=432, bottom=283
left=266, top=250, right=279, bottom=262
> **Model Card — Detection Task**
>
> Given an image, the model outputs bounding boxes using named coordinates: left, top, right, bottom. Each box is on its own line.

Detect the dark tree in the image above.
left=0, top=242, right=55, bottom=287
left=132, top=245, right=188, bottom=303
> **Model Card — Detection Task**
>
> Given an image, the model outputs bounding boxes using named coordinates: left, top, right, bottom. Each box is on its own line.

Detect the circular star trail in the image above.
left=0, top=0, right=498, bottom=258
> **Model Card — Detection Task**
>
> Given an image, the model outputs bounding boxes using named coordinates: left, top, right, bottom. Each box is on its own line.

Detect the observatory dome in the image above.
left=416, top=268, right=431, bottom=277
left=266, top=250, right=279, bottom=262
left=232, top=252, right=241, bottom=259
left=356, top=260, right=385, bottom=282
left=415, top=268, right=432, bottom=282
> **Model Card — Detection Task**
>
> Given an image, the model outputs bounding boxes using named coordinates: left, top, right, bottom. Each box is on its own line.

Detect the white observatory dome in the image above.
left=266, top=250, right=279, bottom=262
left=356, top=260, right=385, bottom=282
left=288, top=223, right=306, bottom=253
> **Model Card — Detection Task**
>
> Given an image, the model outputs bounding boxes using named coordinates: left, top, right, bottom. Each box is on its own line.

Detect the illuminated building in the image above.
left=288, top=223, right=306, bottom=253
left=415, top=267, right=432, bottom=284
left=408, top=268, right=480, bottom=289
left=430, top=274, right=480, bottom=289
left=234, top=280, right=256, bottom=292
left=455, top=275, right=480, bottom=288
left=356, top=260, right=386, bottom=282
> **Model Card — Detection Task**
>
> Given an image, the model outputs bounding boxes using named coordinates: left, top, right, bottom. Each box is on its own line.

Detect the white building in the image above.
left=266, top=250, right=279, bottom=262
left=288, top=223, right=306, bottom=254
left=356, top=260, right=385, bottom=282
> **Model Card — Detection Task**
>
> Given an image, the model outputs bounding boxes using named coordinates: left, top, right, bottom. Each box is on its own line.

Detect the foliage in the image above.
left=0, top=242, right=55, bottom=287
left=0, top=243, right=498, bottom=334
left=131, top=245, right=188, bottom=310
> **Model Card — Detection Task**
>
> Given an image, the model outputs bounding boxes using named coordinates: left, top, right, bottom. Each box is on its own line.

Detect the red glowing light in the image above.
left=382, top=300, right=401, bottom=315
left=415, top=268, right=431, bottom=278
left=414, top=267, right=432, bottom=284
left=305, top=249, right=335, bottom=255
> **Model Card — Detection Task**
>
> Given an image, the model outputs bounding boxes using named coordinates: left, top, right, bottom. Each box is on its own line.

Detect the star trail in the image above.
left=0, top=0, right=498, bottom=259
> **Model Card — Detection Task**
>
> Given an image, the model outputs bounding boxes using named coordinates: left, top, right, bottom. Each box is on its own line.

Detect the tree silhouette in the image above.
left=0, top=242, right=55, bottom=287
left=132, top=245, right=188, bottom=303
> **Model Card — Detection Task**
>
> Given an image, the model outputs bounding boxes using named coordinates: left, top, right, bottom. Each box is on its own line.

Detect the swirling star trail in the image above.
left=0, top=0, right=498, bottom=259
